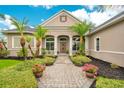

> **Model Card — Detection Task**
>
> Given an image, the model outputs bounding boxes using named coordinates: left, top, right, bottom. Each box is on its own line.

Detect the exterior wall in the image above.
left=6, top=33, right=36, bottom=56
left=88, top=20, right=124, bottom=67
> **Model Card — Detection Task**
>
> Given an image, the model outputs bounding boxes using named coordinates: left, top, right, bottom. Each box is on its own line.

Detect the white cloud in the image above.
left=41, top=19, right=44, bottom=22
left=42, top=5, right=56, bottom=10
left=71, top=8, right=124, bottom=26
left=0, top=14, right=16, bottom=29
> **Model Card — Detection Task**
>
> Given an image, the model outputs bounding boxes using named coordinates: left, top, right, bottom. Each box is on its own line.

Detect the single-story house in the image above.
left=85, top=11, right=124, bottom=67
left=2, top=10, right=81, bottom=56
left=2, top=10, right=124, bottom=67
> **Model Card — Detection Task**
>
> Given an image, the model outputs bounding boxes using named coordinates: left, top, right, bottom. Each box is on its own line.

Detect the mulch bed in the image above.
left=88, top=57, right=124, bottom=88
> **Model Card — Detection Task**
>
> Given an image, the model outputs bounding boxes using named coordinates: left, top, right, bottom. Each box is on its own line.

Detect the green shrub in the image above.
left=110, top=64, right=119, bottom=69
left=17, top=48, right=28, bottom=57
left=0, top=68, right=37, bottom=88
left=96, top=77, right=124, bottom=88
left=0, top=49, right=9, bottom=57
left=44, top=57, right=55, bottom=66
left=44, top=54, right=57, bottom=58
left=15, top=59, right=45, bottom=71
left=70, top=55, right=91, bottom=66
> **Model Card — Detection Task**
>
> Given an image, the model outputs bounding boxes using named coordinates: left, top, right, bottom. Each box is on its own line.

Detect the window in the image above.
left=13, top=36, right=35, bottom=48
left=46, top=37, right=54, bottom=50
left=13, top=36, right=21, bottom=48
left=96, top=38, right=100, bottom=51
left=72, top=36, right=80, bottom=51
left=60, top=15, right=67, bottom=22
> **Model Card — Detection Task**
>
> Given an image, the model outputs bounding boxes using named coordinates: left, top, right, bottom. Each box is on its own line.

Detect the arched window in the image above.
left=72, top=36, right=80, bottom=51
left=46, top=37, right=54, bottom=50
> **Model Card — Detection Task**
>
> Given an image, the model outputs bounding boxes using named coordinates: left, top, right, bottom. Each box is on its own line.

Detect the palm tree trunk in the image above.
left=35, top=40, right=41, bottom=57
left=28, top=44, right=35, bottom=58
left=79, top=36, right=84, bottom=54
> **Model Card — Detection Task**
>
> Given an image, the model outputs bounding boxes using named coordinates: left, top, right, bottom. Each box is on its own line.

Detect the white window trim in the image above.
left=12, top=36, right=21, bottom=48
left=45, top=37, right=54, bottom=51
left=12, top=36, right=36, bottom=49
left=94, top=36, right=100, bottom=52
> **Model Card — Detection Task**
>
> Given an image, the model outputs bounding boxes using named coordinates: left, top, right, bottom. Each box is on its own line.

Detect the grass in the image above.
left=96, top=77, right=124, bottom=88
left=0, top=68, right=37, bottom=88
left=0, top=56, right=56, bottom=88
left=0, top=59, right=22, bottom=70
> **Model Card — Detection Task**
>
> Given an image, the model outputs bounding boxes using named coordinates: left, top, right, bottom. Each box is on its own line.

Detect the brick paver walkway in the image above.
left=38, top=55, right=94, bottom=88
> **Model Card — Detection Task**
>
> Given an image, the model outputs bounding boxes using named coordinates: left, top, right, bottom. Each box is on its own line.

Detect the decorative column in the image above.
left=69, top=36, right=72, bottom=56
left=54, top=36, right=57, bottom=56
left=85, top=36, right=89, bottom=55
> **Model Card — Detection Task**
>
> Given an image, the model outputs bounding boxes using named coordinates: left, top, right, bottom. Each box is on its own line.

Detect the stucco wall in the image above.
left=87, top=20, right=124, bottom=67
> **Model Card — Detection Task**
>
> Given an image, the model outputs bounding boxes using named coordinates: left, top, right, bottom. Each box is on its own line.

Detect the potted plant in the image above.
left=32, top=64, right=46, bottom=78
left=82, top=64, right=98, bottom=78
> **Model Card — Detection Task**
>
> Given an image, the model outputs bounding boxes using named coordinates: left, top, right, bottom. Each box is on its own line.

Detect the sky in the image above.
left=0, top=5, right=124, bottom=30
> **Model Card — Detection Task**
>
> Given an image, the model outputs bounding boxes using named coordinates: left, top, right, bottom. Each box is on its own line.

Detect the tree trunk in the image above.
left=2, top=42, right=7, bottom=50
left=28, top=44, right=35, bottom=58
left=79, top=36, right=84, bottom=54
left=35, top=39, right=41, bottom=57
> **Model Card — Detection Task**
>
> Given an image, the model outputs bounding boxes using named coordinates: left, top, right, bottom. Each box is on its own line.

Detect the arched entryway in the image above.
left=58, top=35, right=69, bottom=54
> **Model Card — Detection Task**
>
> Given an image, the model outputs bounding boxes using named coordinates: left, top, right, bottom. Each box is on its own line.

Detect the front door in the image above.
left=60, top=42, right=66, bottom=53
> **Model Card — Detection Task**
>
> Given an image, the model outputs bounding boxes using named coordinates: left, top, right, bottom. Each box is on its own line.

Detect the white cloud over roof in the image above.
left=71, top=7, right=124, bottom=26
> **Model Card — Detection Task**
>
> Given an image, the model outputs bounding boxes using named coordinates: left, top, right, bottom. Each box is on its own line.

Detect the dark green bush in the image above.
left=96, top=77, right=124, bottom=88
left=70, top=55, right=91, bottom=66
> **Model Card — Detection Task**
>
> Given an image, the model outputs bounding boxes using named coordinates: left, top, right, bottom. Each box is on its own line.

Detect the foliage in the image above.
left=0, top=68, right=37, bottom=88
left=43, top=56, right=56, bottom=66
left=32, top=64, right=45, bottom=74
left=41, top=48, right=46, bottom=56
left=34, top=25, right=47, bottom=57
left=110, top=63, right=119, bottom=69
left=82, top=64, right=98, bottom=73
left=0, top=49, right=9, bottom=57
left=15, top=59, right=45, bottom=71
left=0, top=59, right=22, bottom=70
left=70, top=55, right=91, bottom=66
left=17, top=48, right=28, bottom=57
left=70, top=20, right=94, bottom=53
left=96, top=77, right=124, bottom=88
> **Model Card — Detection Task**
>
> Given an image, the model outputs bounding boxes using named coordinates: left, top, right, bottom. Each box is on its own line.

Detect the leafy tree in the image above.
left=70, top=20, right=94, bottom=54
left=34, top=25, right=47, bottom=57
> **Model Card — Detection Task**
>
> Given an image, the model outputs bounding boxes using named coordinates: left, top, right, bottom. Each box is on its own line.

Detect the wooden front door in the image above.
left=60, top=42, right=66, bottom=53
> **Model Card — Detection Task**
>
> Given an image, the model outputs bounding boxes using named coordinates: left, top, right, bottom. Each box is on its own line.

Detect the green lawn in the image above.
left=0, top=59, right=22, bottom=70
left=96, top=77, right=124, bottom=88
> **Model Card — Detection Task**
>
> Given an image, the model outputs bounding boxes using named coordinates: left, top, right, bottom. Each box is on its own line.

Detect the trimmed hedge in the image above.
left=70, top=55, right=92, bottom=66
left=43, top=57, right=56, bottom=66
left=96, top=77, right=124, bottom=88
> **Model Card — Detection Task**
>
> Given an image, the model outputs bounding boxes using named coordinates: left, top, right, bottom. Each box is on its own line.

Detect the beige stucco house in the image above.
left=85, top=11, right=124, bottom=67
left=2, top=10, right=81, bottom=56
left=2, top=10, right=124, bottom=67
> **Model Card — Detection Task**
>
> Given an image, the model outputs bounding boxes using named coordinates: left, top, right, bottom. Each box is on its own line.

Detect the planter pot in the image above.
left=85, top=72, right=96, bottom=78
left=33, top=72, right=43, bottom=78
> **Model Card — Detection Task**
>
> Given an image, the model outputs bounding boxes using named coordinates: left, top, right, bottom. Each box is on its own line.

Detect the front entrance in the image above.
left=60, top=42, right=67, bottom=53
left=58, top=36, right=69, bottom=54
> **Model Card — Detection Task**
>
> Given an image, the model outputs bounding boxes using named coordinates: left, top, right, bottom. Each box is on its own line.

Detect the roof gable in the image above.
left=41, top=10, right=82, bottom=26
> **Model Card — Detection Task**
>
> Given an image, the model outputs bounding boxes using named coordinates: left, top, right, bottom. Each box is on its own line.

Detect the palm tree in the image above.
left=70, top=20, right=94, bottom=54
left=26, top=36, right=35, bottom=58
left=10, top=17, right=28, bottom=60
left=34, top=25, right=47, bottom=57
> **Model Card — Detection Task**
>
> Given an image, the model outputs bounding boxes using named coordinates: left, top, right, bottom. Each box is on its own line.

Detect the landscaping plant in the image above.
left=32, top=64, right=46, bottom=78
left=34, top=25, right=47, bottom=57
left=82, top=64, right=98, bottom=78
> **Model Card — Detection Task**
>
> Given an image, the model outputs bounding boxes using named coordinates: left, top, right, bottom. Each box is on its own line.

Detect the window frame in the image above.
left=45, top=37, right=54, bottom=51
left=60, top=15, right=67, bottom=22
left=94, top=37, right=100, bottom=52
left=72, top=36, right=80, bottom=51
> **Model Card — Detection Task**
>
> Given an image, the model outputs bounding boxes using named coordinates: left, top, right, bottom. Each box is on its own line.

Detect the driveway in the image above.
left=38, top=55, right=94, bottom=88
